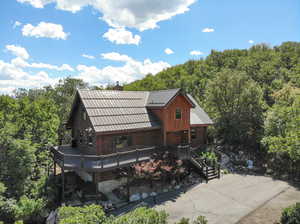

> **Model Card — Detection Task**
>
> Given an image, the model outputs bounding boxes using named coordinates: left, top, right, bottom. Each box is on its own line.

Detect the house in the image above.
left=51, top=88, right=214, bottom=201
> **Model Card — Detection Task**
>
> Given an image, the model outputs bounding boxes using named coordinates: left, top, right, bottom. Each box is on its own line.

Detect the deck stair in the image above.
left=190, top=151, right=220, bottom=183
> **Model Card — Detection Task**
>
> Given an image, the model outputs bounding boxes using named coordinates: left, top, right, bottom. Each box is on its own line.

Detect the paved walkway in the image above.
left=155, top=174, right=299, bottom=224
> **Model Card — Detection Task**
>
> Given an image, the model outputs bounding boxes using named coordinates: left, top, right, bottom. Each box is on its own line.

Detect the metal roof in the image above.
left=78, top=90, right=160, bottom=133
left=188, top=94, right=214, bottom=125
left=72, top=89, right=212, bottom=134
left=147, top=88, right=181, bottom=107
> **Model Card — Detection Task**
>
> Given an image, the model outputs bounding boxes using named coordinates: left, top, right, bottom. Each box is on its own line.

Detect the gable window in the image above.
left=114, top=135, right=132, bottom=149
left=191, top=128, right=197, bottom=140
left=175, top=108, right=182, bottom=119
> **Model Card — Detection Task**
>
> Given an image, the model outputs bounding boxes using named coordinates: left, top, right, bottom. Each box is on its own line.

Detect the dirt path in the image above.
left=237, top=186, right=300, bottom=224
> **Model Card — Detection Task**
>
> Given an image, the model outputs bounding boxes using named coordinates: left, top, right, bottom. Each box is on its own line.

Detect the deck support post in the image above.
left=62, top=163, right=65, bottom=203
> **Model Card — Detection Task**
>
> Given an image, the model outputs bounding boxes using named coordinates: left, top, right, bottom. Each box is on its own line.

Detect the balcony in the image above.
left=50, top=145, right=156, bottom=172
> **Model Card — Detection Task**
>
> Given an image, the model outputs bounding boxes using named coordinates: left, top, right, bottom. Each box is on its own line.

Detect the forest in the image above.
left=0, top=41, right=299, bottom=223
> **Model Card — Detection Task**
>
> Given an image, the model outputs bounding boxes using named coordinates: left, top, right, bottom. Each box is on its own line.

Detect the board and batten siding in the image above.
left=96, top=129, right=162, bottom=155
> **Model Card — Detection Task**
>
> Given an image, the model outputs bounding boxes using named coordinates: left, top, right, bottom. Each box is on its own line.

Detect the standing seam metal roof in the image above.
left=75, top=89, right=212, bottom=133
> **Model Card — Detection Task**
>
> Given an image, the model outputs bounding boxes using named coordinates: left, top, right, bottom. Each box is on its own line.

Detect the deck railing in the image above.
left=50, top=145, right=157, bottom=171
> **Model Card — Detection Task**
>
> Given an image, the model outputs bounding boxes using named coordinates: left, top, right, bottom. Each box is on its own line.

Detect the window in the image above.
left=114, top=135, right=132, bottom=149
left=175, top=108, right=182, bottom=119
left=191, top=128, right=197, bottom=140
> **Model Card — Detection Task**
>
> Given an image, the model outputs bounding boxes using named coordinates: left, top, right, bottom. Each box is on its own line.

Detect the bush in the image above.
left=113, top=207, right=168, bottom=224
left=193, top=216, right=208, bottom=224
left=175, top=217, right=190, bottom=224
left=13, top=196, right=46, bottom=223
left=281, top=202, right=300, bottom=224
left=58, top=204, right=107, bottom=224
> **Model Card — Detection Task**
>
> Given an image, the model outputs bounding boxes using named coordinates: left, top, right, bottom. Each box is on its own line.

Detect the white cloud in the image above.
left=0, top=59, right=58, bottom=94
left=248, top=40, right=254, bottom=44
left=103, top=28, right=141, bottom=45
left=202, top=27, right=214, bottom=33
left=164, top=48, right=174, bottom=55
left=101, top=52, right=132, bottom=62
left=6, top=45, right=30, bottom=59
left=77, top=53, right=170, bottom=85
left=13, top=21, right=22, bottom=28
left=22, top=22, right=68, bottom=40
left=190, top=50, right=203, bottom=56
left=17, top=0, right=196, bottom=31
left=82, top=54, right=95, bottom=59
left=11, top=57, right=73, bottom=72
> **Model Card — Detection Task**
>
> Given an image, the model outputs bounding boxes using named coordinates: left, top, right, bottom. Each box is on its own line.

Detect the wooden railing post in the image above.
left=218, top=164, right=221, bottom=179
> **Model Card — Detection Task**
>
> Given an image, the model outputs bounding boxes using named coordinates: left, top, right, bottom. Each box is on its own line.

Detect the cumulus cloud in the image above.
left=17, top=0, right=196, bottom=31
left=202, top=27, right=214, bottom=33
left=82, top=54, right=95, bottom=59
left=190, top=50, right=203, bottom=56
left=0, top=59, right=58, bottom=94
left=13, top=21, right=22, bottom=28
left=103, top=28, right=141, bottom=45
left=6, top=45, right=30, bottom=59
left=22, top=22, right=68, bottom=40
left=164, top=48, right=174, bottom=55
left=101, top=52, right=132, bottom=62
left=248, top=40, right=254, bottom=44
left=77, top=53, right=170, bottom=85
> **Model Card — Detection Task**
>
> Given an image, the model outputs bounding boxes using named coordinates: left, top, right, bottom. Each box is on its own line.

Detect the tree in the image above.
left=262, top=85, right=300, bottom=178
left=205, top=69, right=265, bottom=150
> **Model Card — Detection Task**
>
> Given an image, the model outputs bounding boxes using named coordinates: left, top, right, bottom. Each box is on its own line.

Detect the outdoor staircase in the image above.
left=190, top=152, right=220, bottom=183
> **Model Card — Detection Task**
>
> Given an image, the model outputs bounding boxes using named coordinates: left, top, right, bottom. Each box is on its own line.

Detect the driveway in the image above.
left=155, top=174, right=299, bottom=224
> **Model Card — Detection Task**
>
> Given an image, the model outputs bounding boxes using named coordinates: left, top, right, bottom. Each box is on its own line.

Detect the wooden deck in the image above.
left=51, top=145, right=157, bottom=172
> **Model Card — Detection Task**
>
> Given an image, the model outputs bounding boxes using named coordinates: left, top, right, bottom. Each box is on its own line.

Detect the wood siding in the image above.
left=191, top=127, right=207, bottom=147
left=71, top=100, right=96, bottom=153
left=150, top=94, right=192, bottom=146
left=96, top=129, right=162, bottom=155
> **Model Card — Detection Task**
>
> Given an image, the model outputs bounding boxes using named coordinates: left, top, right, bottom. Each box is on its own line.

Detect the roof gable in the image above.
left=75, top=90, right=160, bottom=133
left=67, top=89, right=212, bottom=134
left=147, top=88, right=195, bottom=108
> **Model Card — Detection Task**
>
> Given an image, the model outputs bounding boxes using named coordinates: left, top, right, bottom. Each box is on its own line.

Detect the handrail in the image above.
left=50, top=145, right=156, bottom=170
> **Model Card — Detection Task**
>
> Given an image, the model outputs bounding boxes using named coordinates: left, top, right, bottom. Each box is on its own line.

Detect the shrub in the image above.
left=58, top=204, right=107, bottom=224
left=113, top=207, right=168, bottom=224
left=281, top=202, right=300, bottom=224
left=193, top=216, right=208, bottom=224
left=176, top=217, right=190, bottom=224
left=13, top=196, right=46, bottom=223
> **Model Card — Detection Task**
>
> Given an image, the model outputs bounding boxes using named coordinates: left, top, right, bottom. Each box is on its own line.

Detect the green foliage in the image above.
left=113, top=207, right=168, bottom=224
left=206, top=69, right=265, bottom=148
left=175, top=217, right=190, bottom=224
left=13, top=196, right=45, bottom=223
left=193, top=216, right=208, bottom=224
left=200, top=152, right=218, bottom=165
left=262, top=85, right=300, bottom=177
left=58, top=204, right=107, bottom=224
left=281, top=202, right=300, bottom=224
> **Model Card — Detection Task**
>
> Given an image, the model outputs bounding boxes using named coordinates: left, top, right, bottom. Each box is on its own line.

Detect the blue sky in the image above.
left=0, top=0, right=299, bottom=93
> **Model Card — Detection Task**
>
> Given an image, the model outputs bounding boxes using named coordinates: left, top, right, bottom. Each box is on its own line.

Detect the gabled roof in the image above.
left=67, top=89, right=212, bottom=134
left=147, top=88, right=195, bottom=108
left=77, top=90, right=160, bottom=133
left=188, top=94, right=214, bottom=125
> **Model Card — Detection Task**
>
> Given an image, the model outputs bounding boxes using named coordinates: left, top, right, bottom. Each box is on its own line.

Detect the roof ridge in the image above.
left=78, top=89, right=150, bottom=93
left=149, top=88, right=180, bottom=93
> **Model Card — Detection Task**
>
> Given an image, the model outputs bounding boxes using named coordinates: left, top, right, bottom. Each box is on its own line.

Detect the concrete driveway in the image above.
left=155, top=174, right=298, bottom=224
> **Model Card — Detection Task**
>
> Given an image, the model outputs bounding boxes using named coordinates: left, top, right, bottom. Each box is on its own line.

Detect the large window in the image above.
left=114, top=135, right=132, bottom=149
left=175, top=108, right=182, bottom=119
